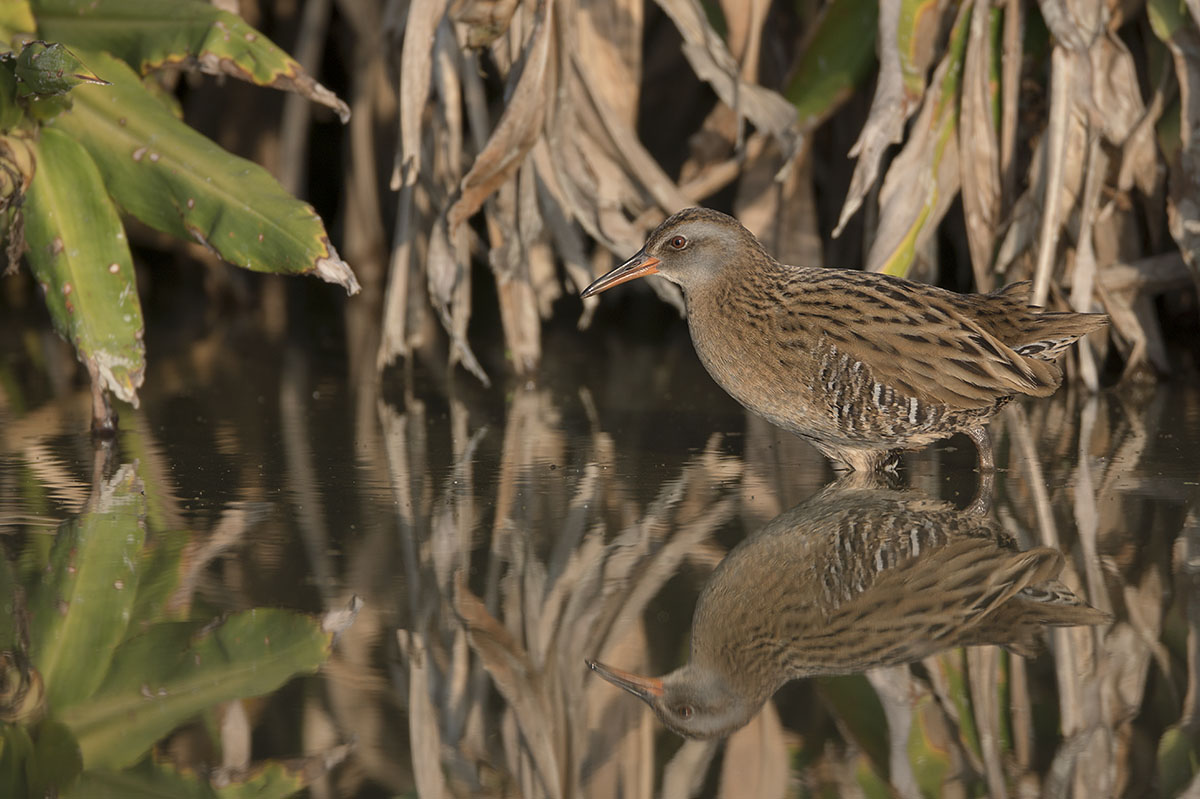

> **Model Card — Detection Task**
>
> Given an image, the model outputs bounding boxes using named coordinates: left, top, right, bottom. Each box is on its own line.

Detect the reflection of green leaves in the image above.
left=71, top=751, right=320, bottom=799
left=6, top=453, right=345, bottom=796
left=28, top=464, right=146, bottom=708
left=63, top=610, right=331, bottom=769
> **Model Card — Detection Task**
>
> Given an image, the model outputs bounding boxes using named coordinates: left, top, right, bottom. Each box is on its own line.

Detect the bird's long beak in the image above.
left=580, top=252, right=660, bottom=298
left=586, top=659, right=664, bottom=700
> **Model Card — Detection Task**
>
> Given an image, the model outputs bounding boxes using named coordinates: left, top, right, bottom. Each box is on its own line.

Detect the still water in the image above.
left=2, top=319, right=1199, bottom=798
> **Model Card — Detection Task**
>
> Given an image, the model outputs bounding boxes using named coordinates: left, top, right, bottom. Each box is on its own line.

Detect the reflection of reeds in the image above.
left=382, top=381, right=744, bottom=797
left=377, top=385, right=1200, bottom=797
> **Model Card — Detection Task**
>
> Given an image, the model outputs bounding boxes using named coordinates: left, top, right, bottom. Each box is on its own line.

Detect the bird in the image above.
left=580, top=208, right=1108, bottom=471
left=586, top=481, right=1112, bottom=739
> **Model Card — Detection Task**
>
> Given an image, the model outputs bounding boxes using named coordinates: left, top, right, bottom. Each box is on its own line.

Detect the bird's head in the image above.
left=586, top=658, right=759, bottom=739
left=580, top=208, right=763, bottom=298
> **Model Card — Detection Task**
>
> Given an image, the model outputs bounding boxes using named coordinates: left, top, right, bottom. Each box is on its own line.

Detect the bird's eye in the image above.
left=669, top=235, right=687, bottom=250
left=677, top=705, right=694, bottom=719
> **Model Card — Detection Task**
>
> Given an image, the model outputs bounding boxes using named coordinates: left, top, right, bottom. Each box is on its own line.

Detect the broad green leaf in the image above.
left=0, top=723, right=33, bottom=797
left=124, top=528, right=191, bottom=631
left=907, top=692, right=954, bottom=797
left=854, top=753, right=891, bottom=799
left=1147, top=0, right=1186, bottom=41
left=61, top=609, right=331, bottom=769
left=33, top=0, right=348, bottom=121
left=1157, top=724, right=1200, bottom=797
left=785, top=0, right=878, bottom=130
left=931, top=651, right=980, bottom=762
left=0, top=555, right=15, bottom=650
left=26, top=719, right=83, bottom=797
left=0, top=59, right=23, bottom=130
left=68, top=750, right=326, bottom=799
left=27, top=464, right=146, bottom=710
left=817, top=675, right=889, bottom=779
left=49, top=50, right=359, bottom=294
left=0, top=1, right=35, bottom=37
left=67, top=758, right=221, bottom=799
left=14, top=41, right=107, bottom=96
left=24, top=126, right=145, bottom=403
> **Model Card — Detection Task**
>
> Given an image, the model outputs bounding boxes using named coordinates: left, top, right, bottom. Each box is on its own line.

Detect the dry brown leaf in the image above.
left=454, top=572, right=564, bottom=798
left=399, top=630, right=447, bottom=799
left=1000, top=0, right=1023, bottom=208
left=650, top=0, right=799, bottom=146
left=833, top=0, right=944, bottom=238
left=718, top=702, right=788, bottom=799
left=1036, top=0, right=1105, bottom=52
left=397, top=0, right=450, bottom=188
left=1090, top=35, right=1146, bottom=146
left=734, top=142, right=823, bottom=268
left=447, top=0, right=555, bottom=231
left=451, top=0, right=521, bottom=47
left=865, top=4, right=967, bottom=275
left=1159, top=20, right=1200, bottom=281
left=574, top=0, right=644, bottom=126
left=967, top=647, right=1008, bottom=799
left=960, top=0, right=1002, bottom=291
left=660, top=739, right=720, bottom=799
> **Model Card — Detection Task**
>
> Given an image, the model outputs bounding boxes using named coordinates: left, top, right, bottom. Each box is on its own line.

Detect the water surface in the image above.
left=2, top=323, right=1198, bottom=798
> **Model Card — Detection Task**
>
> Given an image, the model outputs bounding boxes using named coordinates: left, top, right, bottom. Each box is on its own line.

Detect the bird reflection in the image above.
left=588, top=480, right=1111, bottom=739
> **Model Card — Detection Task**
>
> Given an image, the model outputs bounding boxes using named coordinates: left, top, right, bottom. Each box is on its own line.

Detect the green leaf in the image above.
left=61, top=609, right=331, bottom=769
left=49, top=50, right=359, bottom=294
left=14, top=41, right=107, bottom=97
left=0, top=59, right=23, bottom=131
left=68, top=750, right=328, bottom=799
left=932, top=651, right=980, bottom=762
left=27, top=465, right=146, bottom=710
left=0, top=1, right=35, bottom=37
left=1147, top=0, right=1186, bottom=41
left=0, top=555, right=16, bottom=651
left=26, top=719, right=83, bottom=797
left=24, top=126, right=145, bottom=404
left=1157, top=724, right=1200, bottom=797
left=67, top=758, right=219, bottom=799
left=785, top=0, right=878, bottom=130
left=0, top=723, right=33, bottom=797
left=817, top=675, right=889, bottom=779
left=33, top=0, right=348, bottom=121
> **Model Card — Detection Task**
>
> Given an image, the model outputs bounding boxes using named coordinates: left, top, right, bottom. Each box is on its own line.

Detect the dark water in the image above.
left=2, top=318, right=1199, bottom=798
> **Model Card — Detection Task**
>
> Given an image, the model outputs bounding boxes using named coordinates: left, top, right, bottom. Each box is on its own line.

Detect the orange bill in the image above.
left=580, top=252, right=660, bottom=298
left=586, top=659, right=664, bottom=699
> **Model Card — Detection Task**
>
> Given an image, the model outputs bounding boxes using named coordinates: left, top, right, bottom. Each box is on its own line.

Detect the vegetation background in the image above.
left=4, top=0, right=1200, bottom=418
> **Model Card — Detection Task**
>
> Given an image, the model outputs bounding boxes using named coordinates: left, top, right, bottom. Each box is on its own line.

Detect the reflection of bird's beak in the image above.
left=580, top=252, right=660, bottom=298
left=586, top=659, right=664, bottom=700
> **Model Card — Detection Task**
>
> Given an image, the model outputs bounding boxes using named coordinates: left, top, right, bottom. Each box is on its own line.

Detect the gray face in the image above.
left=639, top=209, right=752, bottom=292
left=648, top=664, right=759, bottom=739
left=579, top=208, right=760, bottom=299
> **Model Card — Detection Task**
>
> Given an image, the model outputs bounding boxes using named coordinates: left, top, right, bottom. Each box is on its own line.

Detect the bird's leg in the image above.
left=966, top=426, right=995, bottom=471
left=965, top=468, right=995, bottom=517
